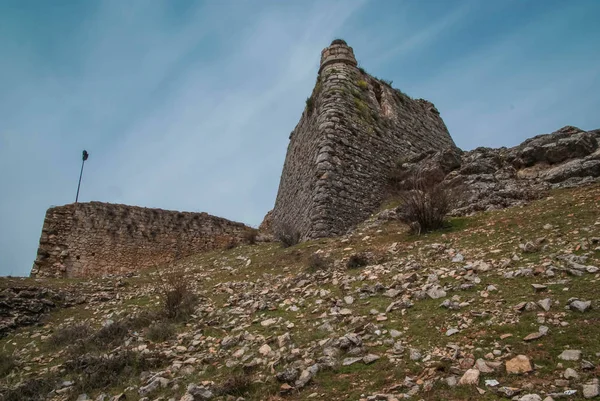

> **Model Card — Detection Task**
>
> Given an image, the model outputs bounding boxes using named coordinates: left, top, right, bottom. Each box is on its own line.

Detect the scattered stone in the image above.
left=563, top=368, right=579, bottom=380
left=570, top=300, right=592, bottom=313
left=538, top=298, right=552, bottom=311
left=458, top=369, right=480, bottom=385
left=559, top=350, right=582, bottom=361
left=363, top=354, right=380, bottom=364
left=583, top=381, right=599, bottom=398
left=446, top=328, right=459, bottom=337
left=506, top=355, right=533, bottom=374
left=427, top=286, right=447, bottom=299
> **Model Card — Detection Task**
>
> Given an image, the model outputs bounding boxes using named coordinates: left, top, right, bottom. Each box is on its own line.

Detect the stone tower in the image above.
left=270, top=39, right=457, bottom=240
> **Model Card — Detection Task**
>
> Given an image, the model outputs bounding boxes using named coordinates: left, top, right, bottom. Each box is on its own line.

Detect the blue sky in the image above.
left=1, top=0, right=599, bottom=276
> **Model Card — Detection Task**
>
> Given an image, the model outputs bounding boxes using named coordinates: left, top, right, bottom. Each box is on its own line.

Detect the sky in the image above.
left=1, top=0, right=599, bottom=276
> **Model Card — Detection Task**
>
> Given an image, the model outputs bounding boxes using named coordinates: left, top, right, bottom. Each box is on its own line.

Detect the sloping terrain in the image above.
left=1, top=184, right=599, bottom=401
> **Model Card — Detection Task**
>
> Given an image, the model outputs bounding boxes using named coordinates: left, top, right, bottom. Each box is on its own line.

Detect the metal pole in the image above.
left=75, top=158, right=85, bottom=203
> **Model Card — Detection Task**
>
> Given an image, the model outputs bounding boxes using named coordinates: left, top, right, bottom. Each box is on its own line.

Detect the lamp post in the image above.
left=75, top=150, right=89, bottom=203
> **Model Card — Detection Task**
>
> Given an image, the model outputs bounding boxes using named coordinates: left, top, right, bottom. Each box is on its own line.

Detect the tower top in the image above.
left=319, top=39, right=357, bottom=73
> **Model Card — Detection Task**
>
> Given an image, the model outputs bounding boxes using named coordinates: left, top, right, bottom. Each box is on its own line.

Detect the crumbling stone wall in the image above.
left=31, top=202, right=249, bottom=278
left=271, top=40, right=456, bottom=239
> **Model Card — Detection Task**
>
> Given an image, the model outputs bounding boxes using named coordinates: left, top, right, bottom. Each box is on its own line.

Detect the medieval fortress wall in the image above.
left=270, top=40, right=456, bottom=239
left=31, top=202, right=249, bottom=278
left=30, top=40, right=458, bottom=278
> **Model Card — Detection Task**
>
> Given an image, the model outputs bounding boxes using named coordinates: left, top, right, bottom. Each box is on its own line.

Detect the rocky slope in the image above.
left=390, top=126, right=600, bottom=216
left=1, top=183, right=599, bottom=401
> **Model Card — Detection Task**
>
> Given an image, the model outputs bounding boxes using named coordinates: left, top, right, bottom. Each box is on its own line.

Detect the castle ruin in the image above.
left=270, top=39, right=456, bottom=239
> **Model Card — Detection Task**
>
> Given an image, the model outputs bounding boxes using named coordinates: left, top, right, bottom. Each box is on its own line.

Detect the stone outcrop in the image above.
left=270, top=39, right=456, bottom=240
left=31, top=202, right=250, bottom=278
left=391, top=126, right=600, bottom=216
left=0, top=284, right=71, bottom=337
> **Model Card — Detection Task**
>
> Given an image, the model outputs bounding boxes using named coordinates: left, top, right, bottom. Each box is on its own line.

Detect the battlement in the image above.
left=319, top=39, right=358, bottom=73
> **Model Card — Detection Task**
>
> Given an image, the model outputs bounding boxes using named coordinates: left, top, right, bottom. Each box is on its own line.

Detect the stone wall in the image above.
left=31, top=202, right=250, bottom=278
left=270, top=40, right=456, bottom=239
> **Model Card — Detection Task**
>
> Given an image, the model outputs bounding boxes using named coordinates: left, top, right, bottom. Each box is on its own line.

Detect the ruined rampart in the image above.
left=31, top=202, right=249, bottom=278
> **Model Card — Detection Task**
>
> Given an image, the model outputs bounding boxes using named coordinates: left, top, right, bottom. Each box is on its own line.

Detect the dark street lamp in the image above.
left=75, top=150, right=89, bottom=203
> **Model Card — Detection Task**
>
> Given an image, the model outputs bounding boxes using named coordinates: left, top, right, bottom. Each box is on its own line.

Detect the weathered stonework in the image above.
left=270, top=40, right=456, bottom=239
left=31, top=202, right=249, bottom=278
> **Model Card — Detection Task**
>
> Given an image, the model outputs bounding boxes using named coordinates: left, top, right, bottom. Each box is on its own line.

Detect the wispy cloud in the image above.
left=1, top=0, right=600, bottom=276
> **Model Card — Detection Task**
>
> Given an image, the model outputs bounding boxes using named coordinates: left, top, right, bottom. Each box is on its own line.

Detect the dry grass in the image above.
left=47, top=323, right=93, bottom=349
left=346, top=253, right=369, bottom=269
left=307, top=253, right=330, bottom=272
left=65, top=350, right=164, bottom=394
left=215, top=372, right=253, bottom=396
left=0, top=352, right=17, bottom=378
left=146, top=321, right=175, bottom=342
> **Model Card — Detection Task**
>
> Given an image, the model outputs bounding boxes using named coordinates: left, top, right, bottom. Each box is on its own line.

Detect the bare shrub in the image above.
left=146, top=321, right=175, bottom=343
left=396, top=169, right=461, bottom=234
left=48, top=323, right=93, bottom=349
left=215, top=372, right=253, bottom=396
left=225, top=239, right=238, bottom=250
left=243, top=229, right=258, bottom=245
left=0, top=352, right=17, bottom=378
left=65, top=351, right=164, bottom=394
left=276, top=223, right=300, bottom=248
left=158, top=272, right=198, bottom=321
left=346, top=253, right=369, bottom=269
left=0, top=377, right=58, bottom=401
left=307, top=253, right=329, bottom=272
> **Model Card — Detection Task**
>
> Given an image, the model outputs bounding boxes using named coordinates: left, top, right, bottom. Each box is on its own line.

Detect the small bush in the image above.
left=307, top=253, right=329, bottom=272
left=93, top=320, right=130, bottom=347
left=276, top=223, right=300, bottom=248
left=357, top=80, right=368, bottom=90
left=48, top=323, right=93, bottom=349
left=225, top=239, right=238, bottom=250
left=396, top=169, right=460, bottom=234
left=0, top=353, right=17, bottom=378
left=146, top=321, right=175, bottom=343
left=305, top=96, right=315, bottom=115
left=216, top=372, right=253, bottom=396
left=0, top=377, right=58, bottom=401
left=346, top=253, right=369, bottom=269
left=158, top=272, right=198, bottom=321
left=66, top=351, right=164, bottom=394
left=243, top=229, right=258, bottom=245
left=358, top=66, right=366, bottom=75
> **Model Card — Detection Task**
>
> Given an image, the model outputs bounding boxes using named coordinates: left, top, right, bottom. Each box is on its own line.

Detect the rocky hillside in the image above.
left=390, top=126, right=600, bottom=217
left=1, top=182, right=599, bottom=401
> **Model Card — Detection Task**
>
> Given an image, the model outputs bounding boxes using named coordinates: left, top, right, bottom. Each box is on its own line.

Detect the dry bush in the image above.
left=346, top=253, right=369, bottom=269
left=47, top=323, right=93, bottom=349
left=215, top=372, right=253, bottom=396
left=0, top=352, right=17, bottom=378
left=307, top=253, right=329, bottom=272
left=65, top=351, right=164, bottom=394
left=92, top=320, right=130, bottom=347
left=0, top=377, right=58, bottom=401
left=276, top=223, right=300, bottom=248
left=127, top=309, right=159, bottom=330
left=146, top=321, right=175, bottom=343
left=396, top=169, right=461, bottom=234
left=158, top=272, right=198, bottom=321
left=243, top=229, right=258, bottom=245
